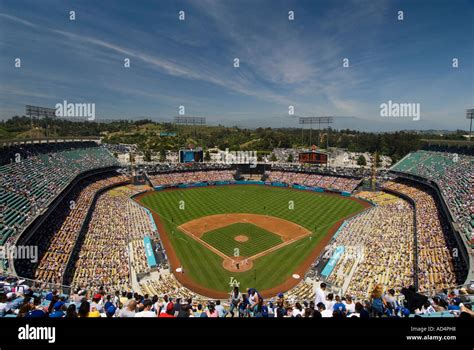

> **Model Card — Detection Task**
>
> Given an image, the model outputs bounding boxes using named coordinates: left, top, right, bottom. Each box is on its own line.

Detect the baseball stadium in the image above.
left=0, top=136, right=473, bottom=320
left=0, top=1, right=473, bottom=340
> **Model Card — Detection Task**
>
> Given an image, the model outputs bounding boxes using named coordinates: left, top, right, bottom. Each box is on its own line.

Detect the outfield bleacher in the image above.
left=0, top=146, right=119, bottom=244
left=391, top=150, right=473, bottom=246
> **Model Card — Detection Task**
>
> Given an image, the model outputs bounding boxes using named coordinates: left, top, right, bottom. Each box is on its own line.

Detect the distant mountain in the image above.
left=209, top=115, right=465, bottom=132
left=82, top=114, right=467, bottom=133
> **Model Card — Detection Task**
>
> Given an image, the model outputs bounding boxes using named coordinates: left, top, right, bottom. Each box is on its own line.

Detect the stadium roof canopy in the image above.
left=0, top=137, right=101, bottom=147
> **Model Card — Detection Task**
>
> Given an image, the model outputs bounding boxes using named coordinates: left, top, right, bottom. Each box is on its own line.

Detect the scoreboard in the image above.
left=298, top=151, right=328, bottom=165
left=179, top=149, right=203, bottom=163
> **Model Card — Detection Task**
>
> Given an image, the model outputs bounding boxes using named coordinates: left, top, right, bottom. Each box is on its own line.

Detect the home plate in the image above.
left=292, top=274, right=300, bottom=279
left=176, top=267, right=183, bottom=273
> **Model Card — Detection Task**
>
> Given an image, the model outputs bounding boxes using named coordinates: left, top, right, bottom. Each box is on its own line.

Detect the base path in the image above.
left=178, top=213, right=312, bottom=242
left=178, top=213, right=313, bottom=273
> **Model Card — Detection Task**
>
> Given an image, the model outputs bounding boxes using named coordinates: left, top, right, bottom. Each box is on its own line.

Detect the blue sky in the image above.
left=0, top=0, right=473, bottom=129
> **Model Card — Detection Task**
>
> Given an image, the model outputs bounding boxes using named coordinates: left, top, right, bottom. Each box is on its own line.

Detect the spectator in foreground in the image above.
left=215, top=300, right=227, bottom=318
left=239, top=294, right=249, bottom=317
left=78, top=301, right=91, bottom=318
left=66, top=304, right=78, bottom=318
left=49, top=301, right=66, bottom=318
left=229, top=287, right=241, bottom=317
left=158, top=303, right=175, bottom=318
left=314, top=282, right=327, bottom=306
left=0, top=293, right=7, bottom=317
left=135, top=299, right=156, bottom=317
left=317, top=302, right=333, bottom=318
left=292, top=302, right=304, bottom=317
left=401, top=286, right=428, bottom=313
left=344, top=295, right=355, bottom=314
left=333, top=295, right=346, bottom=315
left=206, top=302, right=218, bottom=317
left=370, top=284, right=386, bottom=317
left=119, top=300, right=137, bottom=317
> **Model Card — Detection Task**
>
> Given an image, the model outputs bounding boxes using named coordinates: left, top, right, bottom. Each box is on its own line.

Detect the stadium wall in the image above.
left=150, top=179, right=357, bottom=196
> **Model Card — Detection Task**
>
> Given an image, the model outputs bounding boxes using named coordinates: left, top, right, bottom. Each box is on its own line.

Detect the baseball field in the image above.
left=137, top=185, right=369, bottom=298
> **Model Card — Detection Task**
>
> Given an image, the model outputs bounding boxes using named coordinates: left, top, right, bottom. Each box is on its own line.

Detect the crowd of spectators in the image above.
left=384, top=179, right=468, bottom=293
left=70, top=186, right=156, bottom=292
left=103, top=143, right=137, bottom=155
left=267, top=171, right=361, bottom=193
left=322, top=191, right=415, bottom=298
left=0, top=143, right=119, bottom=244
left=14, top=173, right=128, bottom=285
left=391, top=150, right=473, bottom=243
left=140, top=273, right=196, bottom=300
left=271, top=163, right=373, bottom=178
left=148, top=170, right=235, bottom=186
left=1, top=276, right=472, bottom=318
left=130, top=240, right=149, bottom=276
left=145, top=163, right=232, bottom=175
left=1, top=143, right=471, bottom=321
left=0, top=141, right=99, bottom=166
left=147, top=168, right=362, bottom=193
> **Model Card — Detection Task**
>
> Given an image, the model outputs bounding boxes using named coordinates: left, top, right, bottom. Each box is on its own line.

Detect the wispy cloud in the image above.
left=0, top=12, right=291, bottom=106
left=0, top=0, right=472, bottom=129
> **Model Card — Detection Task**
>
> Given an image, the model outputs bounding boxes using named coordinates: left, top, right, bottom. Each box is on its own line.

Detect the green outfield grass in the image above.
left=201, top=223, right=283, bottom=257
left=139, top=185, right=365, bottom=294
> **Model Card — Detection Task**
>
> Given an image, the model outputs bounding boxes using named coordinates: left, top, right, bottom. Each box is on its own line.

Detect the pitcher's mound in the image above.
left=234, top=235, right=249, bottom=242
left=222, top=257, right=253, bottom=272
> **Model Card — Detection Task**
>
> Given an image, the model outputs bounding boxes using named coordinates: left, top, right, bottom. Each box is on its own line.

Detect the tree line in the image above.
left=0, top=116, right=467, bottom=163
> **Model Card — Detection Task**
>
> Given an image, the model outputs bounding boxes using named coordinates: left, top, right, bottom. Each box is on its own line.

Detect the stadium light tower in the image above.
left=173, top=116, right=206, bottom=126
left=467, top=109, right=474, bottom=142
left=25, top=105, right=56, bottom=138
left=174, top=116, right=206, bottom=149
left=298, top=117, right=333, bottom=148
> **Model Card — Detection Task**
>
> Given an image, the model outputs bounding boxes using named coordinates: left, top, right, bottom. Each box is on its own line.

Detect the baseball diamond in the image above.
left=201, top=223, right=285, bottom=258
left=136, top=185, right=370, bottom=297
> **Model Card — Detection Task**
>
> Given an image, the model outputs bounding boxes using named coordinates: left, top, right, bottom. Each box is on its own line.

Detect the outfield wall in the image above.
left=153, top=180, right=351, bottom=197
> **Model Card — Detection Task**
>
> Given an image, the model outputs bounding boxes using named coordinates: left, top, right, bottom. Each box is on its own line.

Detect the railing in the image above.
left=0, top=271, right=72, bottom=295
